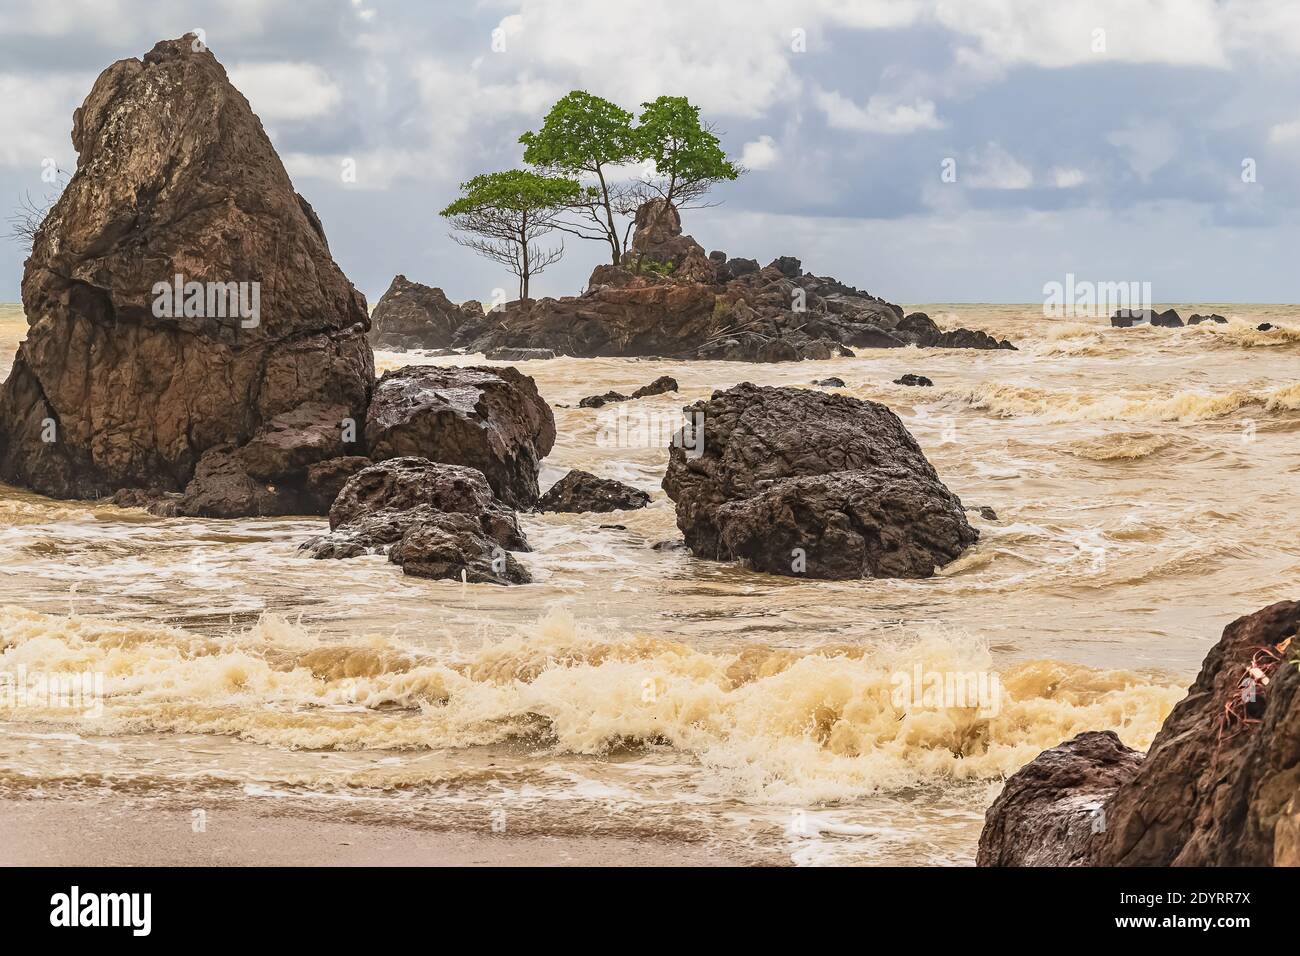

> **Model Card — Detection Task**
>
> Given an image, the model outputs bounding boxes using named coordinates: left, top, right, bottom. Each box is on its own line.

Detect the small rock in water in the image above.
left=1258, top=322, right=1274, bottom=331
left=536, top=470, right=650, bottom=513
left=484, top=347, right=556, bottom=361
left=812, top=377, right=846, bottom=387
left=965, top=505, right=999, bottom=521
left=580, top=375, right=678, bottom=408
left=651, top=539, right=689, bottom=552
left=893, top=374, right=934, bottom=387
left=578, top=390, right=629, bottom=409
left=1188, top=313, right=1227, bottom=325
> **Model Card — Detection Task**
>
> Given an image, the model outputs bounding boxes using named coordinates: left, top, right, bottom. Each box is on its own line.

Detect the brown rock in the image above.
left=0, top=35, right=372, bottom=502
left=364, top=366, right=555, bottom=509
left=979, top=600, right=1300, bottom=867
left=369, top=275, right=477, bottom=350
left=536, top=470, right=650, bottom=513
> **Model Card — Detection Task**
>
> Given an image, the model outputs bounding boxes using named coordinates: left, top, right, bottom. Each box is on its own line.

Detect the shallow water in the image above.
left=1, top=301, right=1297, bottom=865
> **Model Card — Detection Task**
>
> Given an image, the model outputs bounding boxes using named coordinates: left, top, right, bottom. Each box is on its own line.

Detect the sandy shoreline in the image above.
left=0, top=797, right=754, bottom=867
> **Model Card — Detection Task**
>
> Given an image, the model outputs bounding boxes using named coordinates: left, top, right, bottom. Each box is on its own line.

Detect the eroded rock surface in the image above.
left=661, top=383, right=978, bottom=579
left=979, top=600, right=1300, bottom=867
left=0, top=35, right=372, bottom=502
left=364, top=366, right=556, bottom=509
left=369, top=275, right=480, bottom=350
left=536, top=470, right=650, bottom=513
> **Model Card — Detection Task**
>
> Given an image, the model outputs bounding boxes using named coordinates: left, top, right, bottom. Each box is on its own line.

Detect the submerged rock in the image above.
left=484, top=347, right=555, bottom=361
left=979, top=600, right=1300, bottom=866
left=536, top=470, right=650, bottom=513
left=812, top=377, right=846, bottom=387
left=0, top=35, right=372, bottom=503
left=662, top=383, right=978, bottom=579
left=578, top=375, right=679, bottom=408
left=369, top=275, right=480, bottom=350
left=1188, top=313, right=1227, bottom=325
left=364, top=365, right=555, bottom=509
left=1150, top=308, right=1184, bottom=328
left=893, top=374, right=934, bottom=387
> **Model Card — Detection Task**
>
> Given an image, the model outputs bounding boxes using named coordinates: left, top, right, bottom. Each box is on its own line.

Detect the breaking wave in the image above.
left=953, top=380, right=1300, bottom=423
left=0, top=604, right=1186, bottom=803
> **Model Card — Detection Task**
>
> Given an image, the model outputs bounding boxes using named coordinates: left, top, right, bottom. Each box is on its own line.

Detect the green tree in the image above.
left=634, top=95, right=741, bottom=210
left=440, top=170, right=580, bottom=301
left=519, top=91, right=640, bottom=265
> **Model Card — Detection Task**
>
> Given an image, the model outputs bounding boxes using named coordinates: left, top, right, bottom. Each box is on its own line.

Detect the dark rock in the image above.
left=236, top=402, right=351, bottom=482
left=302, top=456, right=371, bottom=514
left=1151, top=309, right=1184, bottom=328
left=484, top=347, right=556, bottom=361
left=536, top=470, right=650, bottom=513
left=965, top=505, right=999, bottom=521
left=651, top=539, right=689, bottom=552
left=369, top=275, right=477, bottom=349
left=578, top=390, right=628, bottom=409
left=720, top=257, right=760, bottom=281
left=1258, top=323, right=1274, bottom=331
left=168, top=445, right=303, bottom=518
left=1188, top=313, right=1227, bottom=325
left=979, top=600, right=1300, bottom=867
left=388, top=512, right=531, bottom=585
left=364, top=365, right=555, bottom=509
left=813, top=377, right=846, bottom=387
left=630, top=375, right=678, bottom=398
left=661, top=383, right=978, bottom=579
left=771, top=257, right=802, bottom=279
left=976, top=731, right=1143, bottom=867
left=579, top=375, right=678, bottom=408
left=0, top=35, right=372, bottom=502
left=1110, top=309, right=1155, bottom=327
left=893, top=374, right=934, bottom=387
left=327, top=457, right=526, bottom=551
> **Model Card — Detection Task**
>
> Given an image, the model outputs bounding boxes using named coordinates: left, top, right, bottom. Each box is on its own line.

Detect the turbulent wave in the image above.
left=952, top=380, right=1300, bottom=423
left=0, top=605, right=1185, bottom=803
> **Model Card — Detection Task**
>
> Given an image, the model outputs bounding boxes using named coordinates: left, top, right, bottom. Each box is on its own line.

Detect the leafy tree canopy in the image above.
left=518, top=91, right=639, bottom=174
left=440, top=168, right=581, bottom=218
left=635, top=95, right=740, bottom=207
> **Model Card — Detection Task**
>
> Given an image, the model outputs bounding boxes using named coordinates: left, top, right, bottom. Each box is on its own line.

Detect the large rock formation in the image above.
left=368, top=275, right=481, bottom=350
left=978, top=600, right=1300, bottom=867
left=364, top=365, right=556, bottom=509
left=662, top=384, right=978, bottom=579
left=0, top=35, right=373, bottom=503
left=463, top=202, right=1014, bottom=362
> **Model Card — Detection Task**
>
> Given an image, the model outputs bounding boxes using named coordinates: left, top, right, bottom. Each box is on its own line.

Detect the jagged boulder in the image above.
left=303, top=458, right=531, bottom=584
left=620, top=199, right=716, bottom=282
left=364, top=365, right=555, bottom=509
left=0, top=35, right=372, bottom=502
left=368, top=275, right=479, bottom=349
left=536, top=470, right=650, bottom=513
left=979, top=600, right=1300, bottom=866
left=662, top=383, right=978, bottom=579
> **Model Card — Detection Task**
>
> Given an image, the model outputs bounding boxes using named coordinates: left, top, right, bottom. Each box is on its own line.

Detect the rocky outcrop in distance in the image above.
left=978, top=600, right=1300, bottom=867
left=0, top=35, right=373, bottom=502
left=368, top=275, right=483, bottom=350
left=662, top=383, right=979, bottom=579
left=463, top=201, right=1016, bottom=362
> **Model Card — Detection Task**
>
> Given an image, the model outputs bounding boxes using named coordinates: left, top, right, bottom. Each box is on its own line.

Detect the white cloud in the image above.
left=966, top=143, right=1033, bottom=189
left=814, top=88, right=944, bottom=134
left=0, top=73, right=91, bottom=169
left=1052, top=167, right=1086, bottom=188
left=1268, top=118, right=1300, bottom=143
left=741, top=135, right=779, bottom=170
left=228, top=62, right=342, bottom=121
left=1107, top=120, right=1179, bottom=180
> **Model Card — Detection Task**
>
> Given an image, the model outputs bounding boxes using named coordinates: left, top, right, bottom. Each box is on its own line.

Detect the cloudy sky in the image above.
left=3, top=0, right=1300, bottom=306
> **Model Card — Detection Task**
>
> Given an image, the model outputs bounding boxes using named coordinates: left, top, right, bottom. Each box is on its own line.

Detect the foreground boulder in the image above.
left=662, top=383, right=978, bottom=579
left=368, top=275, right=480, bottom=350
left=978, top=600, right=1300, bottom=866
left=536, top=470, right=650, bottom=513
left=464, top=202, right=1013, bottom=362
left=0, top=35, right=372, bottom=503
left=364, top=365, right=556, bottom=509
left=303, top=458, right=530, bottom=584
